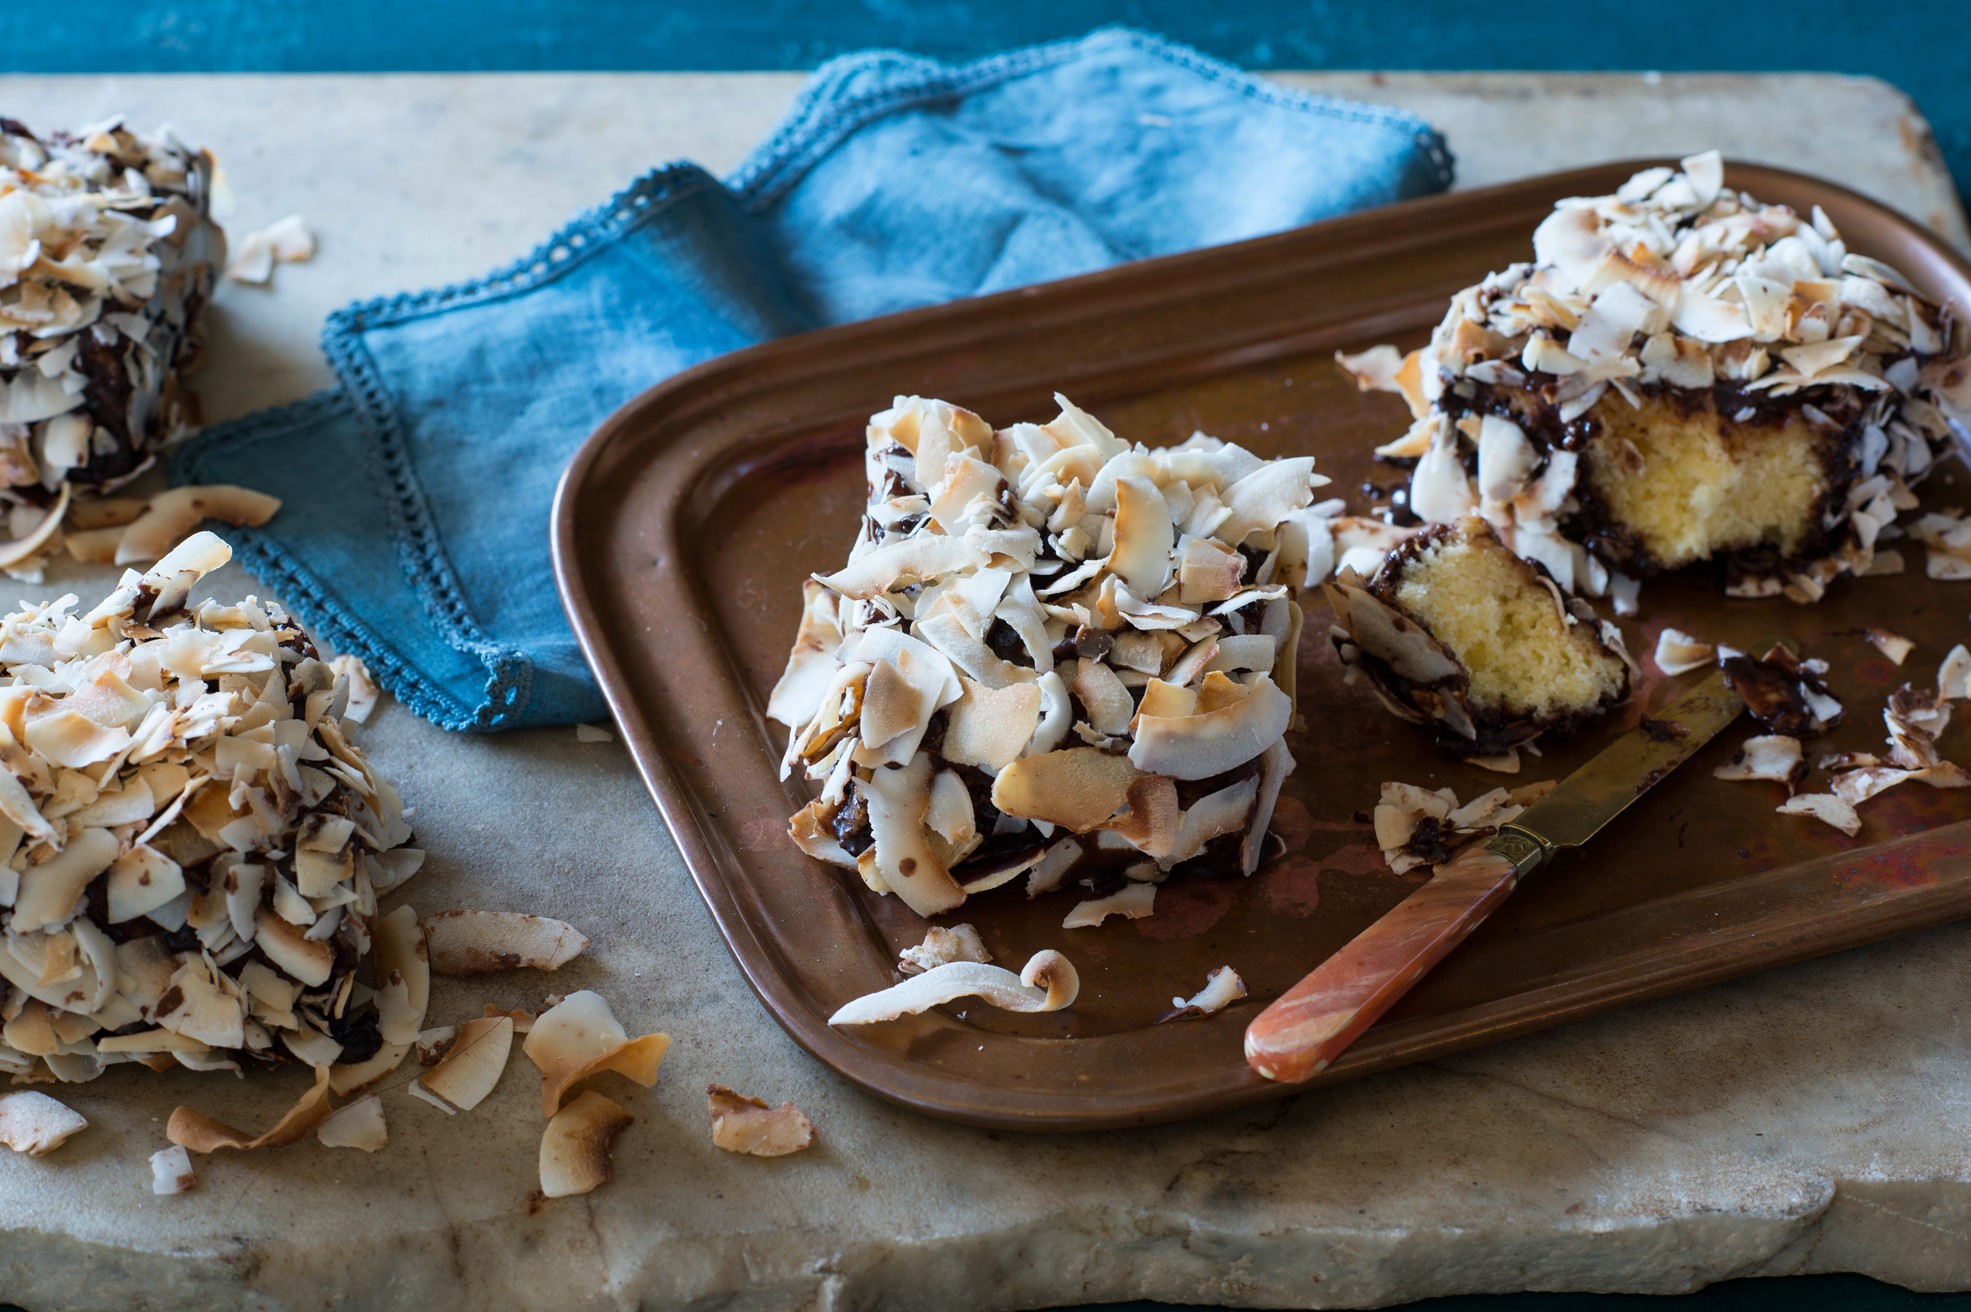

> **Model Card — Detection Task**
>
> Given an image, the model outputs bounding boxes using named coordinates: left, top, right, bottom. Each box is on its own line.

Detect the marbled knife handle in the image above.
left=1245, top=836, right=1543, bottom=1083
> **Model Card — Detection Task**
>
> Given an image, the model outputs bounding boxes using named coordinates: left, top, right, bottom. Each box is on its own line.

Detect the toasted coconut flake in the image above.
left=1129, top=672, right=1293, bottom=781
left=150, top=1144, right=197, bottom=1193
left=540, top=1091, right=633, bottom=1199
left=419, top=910, right=589, bottom=976
left=0, top=1091, right=87, bottom=1156
left=167, top=1065, right=333, bottom=1153
left=942, top=678, right=1042, bottom=771
left=329, top=653, right=382, bottom=723
left=1776, top=792, right=1862, bottom=837
left=115, top=486, right=281, bottom=566
left=414, top=1016, right=513, bottom=1113
left=1157, top=965, right=1247, bottom=1023
left=316, top=1095, right=388, bottom=1153
left=226, top=214, right=314, bottom=285
left=829, top=949, right=1078, bottom=1025
left=707, top=1084, right=817, bottom=1157
left=1714, top=735, right=1806, bottom=787
left=898, top=923, right=991, bottom=975
left=991, top=747, right=1141, bottom=832
left=521, top=990, right=670, bottom=1119
left=1939, top=645, right=1971, bottom=701
left=1654, top=628, right=1716, bottom=677
left=1063, top=881, right=1157, bottom=928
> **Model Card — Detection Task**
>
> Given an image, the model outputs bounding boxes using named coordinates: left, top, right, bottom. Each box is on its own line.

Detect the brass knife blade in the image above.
left=1504, top=667, right=1743, bottom=855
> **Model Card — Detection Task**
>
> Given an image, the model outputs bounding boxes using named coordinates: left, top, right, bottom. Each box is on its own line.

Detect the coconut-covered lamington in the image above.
left=0, top=532, right=423, bottom=1086
left=1343, top=151, right=1971, bottom=607
left=0, top=118, right=227, bottom=572
left=769, top=395, right=1338, bottom=917
left=1326, top=516, right=1633, bottom=762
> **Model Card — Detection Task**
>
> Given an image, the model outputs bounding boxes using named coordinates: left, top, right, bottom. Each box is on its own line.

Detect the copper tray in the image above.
left=553, top=161, right=1971, bottom=1131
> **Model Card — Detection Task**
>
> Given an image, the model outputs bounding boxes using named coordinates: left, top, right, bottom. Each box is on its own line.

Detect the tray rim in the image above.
left=553, top=159, right=1971, bottom=1131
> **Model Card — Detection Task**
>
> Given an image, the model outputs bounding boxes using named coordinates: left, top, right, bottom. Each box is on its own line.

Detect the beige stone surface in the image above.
left=0, top=72, right=1965, bottom=1312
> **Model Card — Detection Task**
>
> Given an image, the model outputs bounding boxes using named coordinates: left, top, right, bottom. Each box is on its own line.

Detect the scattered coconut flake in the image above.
left=150, top=1144, right=197, bottom=1193
left=538, top=1090, right=633, bottom=1199
left=707, top=1084, right=817, bottom=1157
left=114, top=485, right=281, bottom=565
left=0, top=1091, right=87, bottom=1156
left=1713, top=735, right=1806, bottom=789
left=1776, top=793, right=1862, bottom=837
left=316, top=1095, right=388, bottom=1153
left=574, top=722, right=614, bottom=743
left=225, top=214, right=314, bottom=285
left=1062, top=881, right=1157, bottom=928
left=1722, top=644, right=1842, bottom=736
left=828, top=949, right=1078, bottom=1025
left=167, top=1066, right=334, bottom=1153
left=419, top=910, right=589, bottom=975
left=898, top=923, right=991, bottom=975
left=1939, top=645, right=1971, bottom=701
left=1864, top=629, right=1914, bottom=667
left=412, top=1016, right=514, bottom=1114
left=1157, top=966, right=1248, bottom=1023
left=1373, top=779, right=1552, bottom=875
left=520, top=990, right=669, bottom=1119
left=1654, top=628, right=1716, bottom=677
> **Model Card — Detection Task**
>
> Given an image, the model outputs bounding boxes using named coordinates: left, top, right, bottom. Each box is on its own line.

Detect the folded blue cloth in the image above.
left=173, top=27, right=1452, bottom=730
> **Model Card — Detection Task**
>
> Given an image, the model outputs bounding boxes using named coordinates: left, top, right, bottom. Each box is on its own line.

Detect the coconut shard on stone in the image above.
left=1326, top=516, right=1633, bottom=763
left=1342, top=151, right=1970, bottom=608
left=769, top=395, right=1340, bottom=917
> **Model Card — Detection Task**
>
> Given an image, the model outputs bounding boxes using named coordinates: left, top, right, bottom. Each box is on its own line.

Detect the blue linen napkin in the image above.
left=172, top=27, right=1452, bottom=730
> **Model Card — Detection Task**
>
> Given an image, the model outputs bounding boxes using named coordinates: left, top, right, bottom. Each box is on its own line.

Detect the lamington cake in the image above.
left=0, top=533, right=424, bottom=1087
left=1342, top=151, right=1971, bottom=606
left=1, top=118, right=226, bottom=565
left=769, top=395, right=1337, bottom=917
left=1325, top=515, right=1633, bottom=761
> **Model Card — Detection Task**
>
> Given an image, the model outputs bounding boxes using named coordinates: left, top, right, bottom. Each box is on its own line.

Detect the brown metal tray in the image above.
left=553, top=161, right=1971, bottom=1131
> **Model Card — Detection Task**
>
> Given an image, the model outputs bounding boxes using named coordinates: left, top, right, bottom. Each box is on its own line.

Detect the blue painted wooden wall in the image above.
left=1, top=1, right=1965, bottom=200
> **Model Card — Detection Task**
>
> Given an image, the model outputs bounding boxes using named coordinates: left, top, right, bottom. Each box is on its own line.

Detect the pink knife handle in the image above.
left=1245, top=843, right=1530, bottom=1083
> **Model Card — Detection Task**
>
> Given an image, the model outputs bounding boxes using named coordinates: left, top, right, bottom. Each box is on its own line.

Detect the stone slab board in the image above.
left=0, top=71, right=1963, bottom=1312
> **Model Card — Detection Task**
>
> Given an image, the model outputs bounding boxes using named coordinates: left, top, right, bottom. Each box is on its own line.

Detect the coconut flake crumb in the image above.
left=226, top=214, right=314, bottom=285
left=539, top=1090, right=632, bottom=1200
left=150, top=1144, right=196, bottom=1194
left=898, top=923, right=990, bottom=975
left=574, top=722, right=614, bottom=743
left=1776, top=792, right=1862, bottom=837
left=1713, top=735, right=1806, bottom=789
left=1374, top=779, right=1554, bottom=875
left=317, top=1095, right=388, bottom=1152
left=1062, top=880, right=1157, bottom=928
left=1654, top=628, right=1716, bottom=677
left=1864, top=629, right=1914, bottom=667
left=1157, top=966, right=1248, bottom=1023
left=707, top=1084, right=816, bottom=1157
left=0, top=1091, right=87, bottom=1156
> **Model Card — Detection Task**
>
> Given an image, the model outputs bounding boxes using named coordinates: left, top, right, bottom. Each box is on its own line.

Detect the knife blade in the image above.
left=1245, top=666, right=1745, bottom=1084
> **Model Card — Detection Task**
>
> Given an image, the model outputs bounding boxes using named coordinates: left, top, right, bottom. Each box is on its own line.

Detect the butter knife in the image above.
left=1246, top=667, right=1744, bottom=1084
